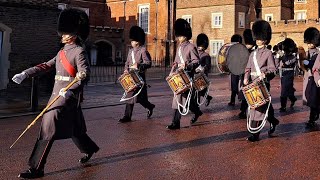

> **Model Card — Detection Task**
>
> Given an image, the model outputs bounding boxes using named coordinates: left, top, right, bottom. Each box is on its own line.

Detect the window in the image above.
left=238, top=12, right=245, bottom=28
left=295, top=11, right=307, bottom=20
left=210, top=40, right=224, bottom=56
left=265, top=14, right=273, bottom=21
left=182, top=15, right=192, bottom=28
left=212, top=13, right=223, bottom=28
left=138, top=4, right=150, bottom=33
left=296, top=0, right=306, bottom=3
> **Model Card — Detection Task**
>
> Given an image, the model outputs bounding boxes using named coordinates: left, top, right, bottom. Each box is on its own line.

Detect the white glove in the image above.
left=318, top=79, right=320, bottom=87
left=12, top=72, right=27, bottom=84
left=59, top=88, right=74, bottom=99
left=275, top=53, right=280, bottom=59
left=303, top=60, right=310, bottom=65
left=195, top=65, right=204, bottom=73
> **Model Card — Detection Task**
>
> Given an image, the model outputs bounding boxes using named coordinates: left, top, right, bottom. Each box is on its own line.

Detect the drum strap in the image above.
left=253, top=51, right=261, bottom=76
left=178, top=46, right=185, bottom=64
left=131, top=50, right=136, bottom=64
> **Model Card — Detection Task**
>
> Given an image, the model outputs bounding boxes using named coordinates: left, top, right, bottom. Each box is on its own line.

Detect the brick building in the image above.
left=176, top=0, right=259, bottom=62
left=0, top=0, right=61, bottom=90
left=107, top=0, right=169, bottom=64
left=177, top=0, right=320, bottom=63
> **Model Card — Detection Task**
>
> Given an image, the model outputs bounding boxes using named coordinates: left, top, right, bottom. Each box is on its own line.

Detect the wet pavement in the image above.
left=1, top=75, right=320, bottom=179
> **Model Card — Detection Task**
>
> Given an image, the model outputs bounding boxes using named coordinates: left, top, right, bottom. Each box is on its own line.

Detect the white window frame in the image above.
left=182, top=15, right=192, bottom=28
left=265, top=14, right=273, bottom=21
left=238, top=12, right=245, bottom=28
left=296, top=0, right=306, bottom=3
left=138, top=4, right=150, bottom=33
left=210, top=40, right=224, bottom=56
left=211, top=12, right=223, bottom=28
left=295, top=10, right=307, bottom=20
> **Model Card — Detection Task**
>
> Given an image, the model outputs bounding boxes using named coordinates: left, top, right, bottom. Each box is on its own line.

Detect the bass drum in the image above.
left=216, top=43, right=249, bottom=75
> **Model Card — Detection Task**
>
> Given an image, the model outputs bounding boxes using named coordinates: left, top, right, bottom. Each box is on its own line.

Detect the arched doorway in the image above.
left=95, top=41, right=113, bottom=65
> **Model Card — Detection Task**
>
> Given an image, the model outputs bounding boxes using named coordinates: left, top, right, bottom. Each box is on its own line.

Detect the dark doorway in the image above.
left=96, top=41, right=113, bottom=66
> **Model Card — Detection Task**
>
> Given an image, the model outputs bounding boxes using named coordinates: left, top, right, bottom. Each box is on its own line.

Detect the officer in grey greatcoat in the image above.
left=303, top=27, right=320, bottom=127
left=196, top=33, right=213, bottom=107
left=12, top=8, right=99, bottom=179
left=166, top=18, right=202, bottom=130
left=118, top=26, right=155, bottom=123
left=279, top=38, right=298, bottom=112
left=243, top=20, right=279, bottom=142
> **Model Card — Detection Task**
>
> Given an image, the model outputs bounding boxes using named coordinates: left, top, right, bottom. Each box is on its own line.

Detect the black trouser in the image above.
left=28, top=133, right=99, bottom=170
left=172, top=96, right=202, bottom=125
left=267, top=104, right=278, bottom=124
left=250, top=121, right=261, bottom=137
left=240, top=100, right=248, bottom=113
left=280, top=96, right=297, bottom=108
left=230, top=91, right=238, bottom=103
left=309, top=107, right=319, bottom=122
left=124, top=99, right=154, bottom=119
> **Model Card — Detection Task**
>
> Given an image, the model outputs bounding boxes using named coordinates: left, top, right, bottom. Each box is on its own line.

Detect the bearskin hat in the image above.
left=58, top=8, right=90, bottom=42
left=129, top=26, right=146, bottom=45
left=243, top=29, right=255, bottom=45
left=231, top=34, right=242, bottom=43
left=252, top=20, right=272, bottom=45
left=304, top=27, right=319, bottom=46
left=196, top=33, right=209, bottom=49
left=282, top=38, right=297, bottom=54
left=174, top=18, right=192, bottom=40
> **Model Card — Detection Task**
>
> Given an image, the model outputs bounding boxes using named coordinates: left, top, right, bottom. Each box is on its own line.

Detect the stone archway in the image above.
left=0, top=23, right=12, bottom=90
left=93, top=40, right=115, bottom=66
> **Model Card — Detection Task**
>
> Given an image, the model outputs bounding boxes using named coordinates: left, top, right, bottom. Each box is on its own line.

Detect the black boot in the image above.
left=18, top=168, right=44, bottom=179
left=167, top=110, right=181, bottom=130
left=289, top=96, right=297, bottom=108
left=205, top=96, right=212, bottom=107
left=118, top=116, right=131, bottom=123
left=79, top=147, right=100, bottom=164
left=268, top=118, right=279, bottom=135
left=191, top=111, right=203, bottom=124
left=279, top=97, right=287, bottom=112
left=247, top=134, right=260, bottom=142
left=147, top=104, right=155, bottom=119
left=166, top=123, right=180, bottom=130
left=247, top=121, right=261, bottom=142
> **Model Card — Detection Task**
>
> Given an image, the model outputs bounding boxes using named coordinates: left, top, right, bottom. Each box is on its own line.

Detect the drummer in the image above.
left=166, top=18, right=202, bottom=130
left=195, top=33, right=213, bottom=108
left=228, top=34, right=243, bottom=106
left=278, top=38, right=298, bottom=112
left=238, top=29, right=256, bottom=119
left=243, top=20, right=279, bottom=142
left=118, top=26, right=155, bottom=123
left=302, top=27, right=320, bottom=127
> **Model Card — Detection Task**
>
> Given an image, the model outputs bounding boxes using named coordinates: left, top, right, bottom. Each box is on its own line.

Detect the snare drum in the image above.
left=118, top=70, right=144, bottom=93
left=193, top=73, right=210, bottom=91
left=166, top=69, right=191, bottom=95
left=217, top=43, right=249, bottom=75
left=242, top=78, right=271, bottom=109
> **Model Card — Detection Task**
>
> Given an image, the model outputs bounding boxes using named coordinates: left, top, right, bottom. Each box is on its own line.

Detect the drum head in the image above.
left=226, top=43, right=249, bottom=75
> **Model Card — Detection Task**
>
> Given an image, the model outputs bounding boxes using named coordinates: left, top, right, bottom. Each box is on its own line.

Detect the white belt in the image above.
left=281, top=68, right=294, bottom=71
left=55, top=75, right=72, bottom=81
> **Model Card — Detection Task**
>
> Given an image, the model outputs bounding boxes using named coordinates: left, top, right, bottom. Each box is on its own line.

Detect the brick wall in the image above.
left=0, top=3, right=60, bottom=89
left=269, top=19, right=320, bottom=50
